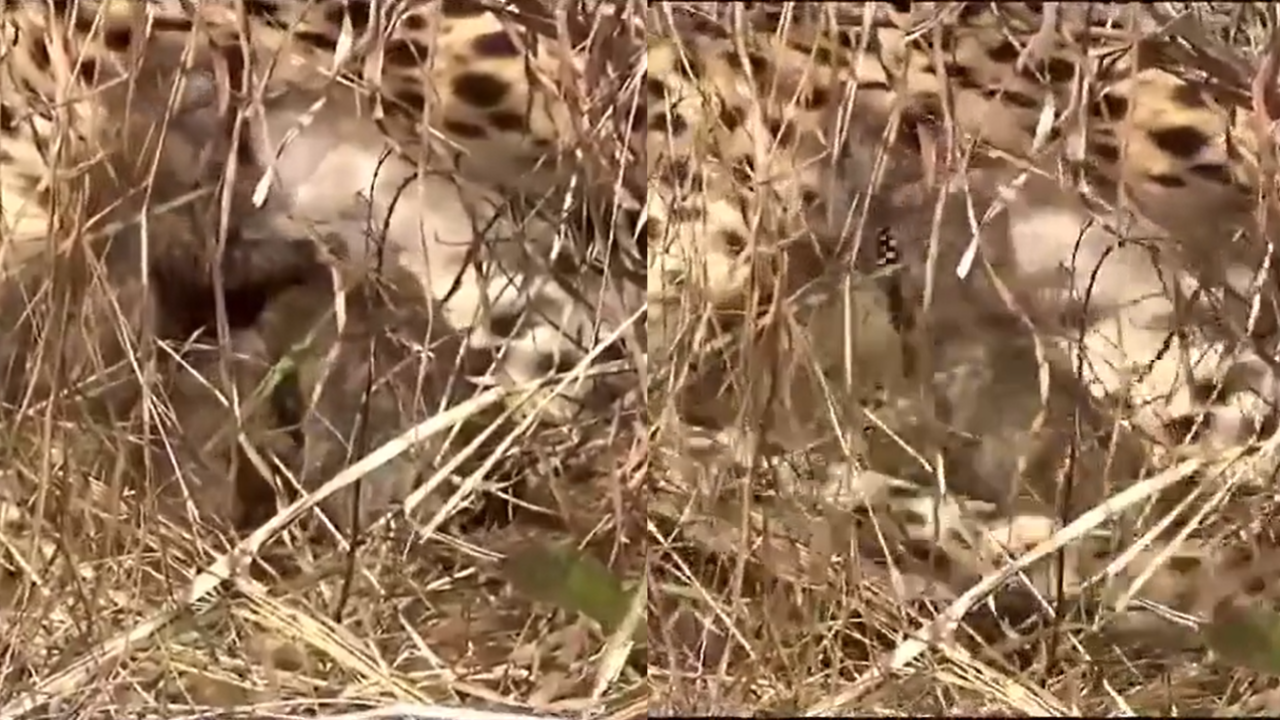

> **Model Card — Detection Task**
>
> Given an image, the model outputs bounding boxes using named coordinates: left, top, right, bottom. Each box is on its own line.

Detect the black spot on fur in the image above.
left=1, top=102, right=17, bottom=131
left=721, top=49, right=772, bottom=79
left=76, top=59, right=100, bottom=83
left=629, top=107, right=645, bottom=135
left=668, top=113, right=689, bottom=136
left=1187, top=163, right=1234, bottom=186
left=1092, top=93, right=1129, bottom=120
left=451, top=71, right=510, bottom=109
left=944, top=63, right=982, bottom=90
left=986, top=40, right=1019, bottom=64
left=488, top=110, right=527, bottom=132
left=1093, top=141, right=1120, bottom=164
left=385, top=39, right=427, bottom=67
left=323, top=4, right=346, bottom=28
left=1170, top=82, right=1210, bottom=109
left=440, top=0, right=487, bottom=18
left=444, top=119, right=487, bottom=139
left=1148, top=173, right=1188, bottom=188
left=857, top=80, right=893, bottom=93
left=768, top=118, right=796, bottom=147
left=294, top=31, right=339, bottom=51
left=472, top=31, right=520, bottom=58
left=719, top=106, right=745, bottom=132
left=1148, top=125, right=1211, bottom=159
left=102, top=27, right=133, bottom=52
left=802, top=87, right=830, bottom=109
left=646, top=215, right=662, bottom=248
left=652, top=112, right=688, bottom=137
left=488, top=309, right=523, bottom=339
left=719, top=229, right=747, bottom=255
left=401, top=13, right=429, bottom=32
left=29, top=42, right=50, bottom=72
left=674, top=53, right=703, bottom=79
left=393, top=89, right=426, bottom=111
left=691, top=17, right=730, bottom=39
left=344, top=2, right=372, bottom=33
left=1044, top=57, right=1075, bottom=83
left=242, top=0, right=282, bottom=21
left=997, top=90, right=1040, bottom=110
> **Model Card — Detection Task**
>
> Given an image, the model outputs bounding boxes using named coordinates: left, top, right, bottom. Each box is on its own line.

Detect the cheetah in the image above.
left=139, top=328, right=296, bottom=535
left=648, top=2, right=1280, bottom=631
left=0, top=3, right=322, bottom=337
left=0, top=176, right=320, bottom=423
left=647, top=2, right=1280, bottom=444
left=248, top=253, right=498, bottom=536
left=0, top=0, right=644, bottom=428
left=138, top=263, right=490, bottom=538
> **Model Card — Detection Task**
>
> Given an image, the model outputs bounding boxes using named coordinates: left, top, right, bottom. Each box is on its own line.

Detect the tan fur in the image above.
left=647, top=3, right=1280, bottom=614
left=0, top=0, right=641, bottom=544
left=0, top=2, right=322, bottom=338
left=0, top=1, right=641, bottom=433
left=648, top=3, right=1280, bottom=444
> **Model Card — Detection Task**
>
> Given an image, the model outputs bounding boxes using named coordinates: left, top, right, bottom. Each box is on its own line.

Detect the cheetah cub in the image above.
left=247, top=227, right=500, bottom=535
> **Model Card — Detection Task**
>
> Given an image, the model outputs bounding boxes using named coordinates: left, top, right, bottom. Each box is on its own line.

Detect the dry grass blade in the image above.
left=284, top=704, right=574, bottom=720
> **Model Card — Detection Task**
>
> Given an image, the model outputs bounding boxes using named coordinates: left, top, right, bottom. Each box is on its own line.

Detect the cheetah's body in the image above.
left=0, top=0, right=643, bottom=425
left=649, top=3, right=1280, bottom=619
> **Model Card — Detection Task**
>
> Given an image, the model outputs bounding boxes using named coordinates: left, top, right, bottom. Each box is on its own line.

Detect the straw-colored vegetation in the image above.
left=649, top=3, right=1280, bottom=715
left=0, top=1, right=644, bottom=717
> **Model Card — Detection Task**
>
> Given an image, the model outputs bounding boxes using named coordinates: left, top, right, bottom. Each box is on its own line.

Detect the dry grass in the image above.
left=0, top=1, right=645, bottom=719
left=648, top=3, right=1280, bottom=716
left=0, top=415, right=645, bottom=718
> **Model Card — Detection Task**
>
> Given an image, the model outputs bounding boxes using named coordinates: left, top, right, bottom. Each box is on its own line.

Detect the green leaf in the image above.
left=501, top=543, right=644, bottom=648
left=1205, top=603, right=1280, bottom=676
